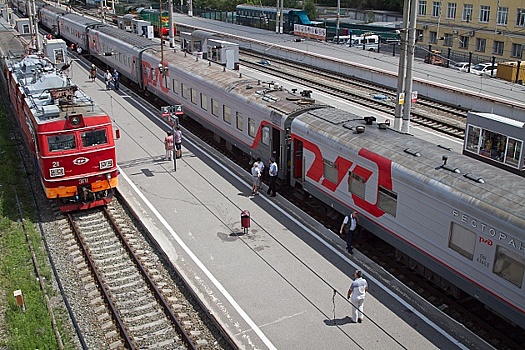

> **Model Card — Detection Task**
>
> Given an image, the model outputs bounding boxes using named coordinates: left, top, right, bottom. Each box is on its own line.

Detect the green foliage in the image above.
left=0, top=103, right=71, bottom=349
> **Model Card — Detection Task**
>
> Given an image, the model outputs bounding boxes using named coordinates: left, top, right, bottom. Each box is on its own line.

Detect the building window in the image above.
left=223, top=105, right=231, bottom=124
left=511, top=43, right=523, bottom=58
left=444, top=33, right=453, bottom=46
left=496, top=7, right=508, bottom=25
left=211, top=99, right=219, bottom=117
left=448, top=223, right=475, bottom=260
left=479, top=5, right=490, bottom=23
left=429, top=31, right=438, bottom=43
left=493, top=40, right=504, bottom=55
left=475, top=38, right=486, bottom=52
left=236, top=111, right=243, bottom=131
left=458, top=35, right=469, bottom=49
left=416, top=29, right=424, bottom=42
left=462, top=4, right=473, bottom=22
left=248, top=118, right=256, bottom=137
left=493, top=246, right=525, bottom=288
left=432, top=1, right=441, bottom=17
left=190, top=88, right=197, bottom=105
left=517, top=8, right=525, bottom=27
left=323, top=159, right=338, bottom=185
left=182, top=83, right=189, bottom=99
left=446, top=3, right=456, bottom=19
left=172, top=79, right=180, bottom=94
left=200, top=93, right=208, bottom=110
left=418, top=0, right=427, bottom=16
left=348, top=172, right=366, bottom=199
left=378, top=186, right=397, bottom=217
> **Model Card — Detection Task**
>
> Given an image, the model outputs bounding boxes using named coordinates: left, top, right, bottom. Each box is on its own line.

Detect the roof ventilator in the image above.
left=463, top=173, right=485, bottom=184
left=436, top=156, right=460, bottom=173
left=404, top=148, right=421, bottom=157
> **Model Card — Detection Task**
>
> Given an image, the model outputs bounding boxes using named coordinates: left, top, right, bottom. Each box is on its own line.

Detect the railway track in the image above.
left=241, top=51, right=467, bottom=139
left=58, top=200, right=234, bottom=350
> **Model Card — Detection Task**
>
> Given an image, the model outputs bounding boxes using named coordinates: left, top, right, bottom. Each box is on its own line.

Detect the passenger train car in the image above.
left=0, top=23, right=118, bottom=212
left=37, top=4, right=525, bottom=329
left=235, top=4, right=313, bottom=33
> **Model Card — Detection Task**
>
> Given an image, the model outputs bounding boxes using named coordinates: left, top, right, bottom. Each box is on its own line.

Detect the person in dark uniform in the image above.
left=340, top=211, right=358, bottom=254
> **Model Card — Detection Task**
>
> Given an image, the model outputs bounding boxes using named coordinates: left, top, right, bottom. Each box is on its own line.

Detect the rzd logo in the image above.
left=479, top=237, right=493, bottom=246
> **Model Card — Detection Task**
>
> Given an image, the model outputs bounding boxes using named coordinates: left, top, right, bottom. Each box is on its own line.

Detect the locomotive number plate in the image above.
left=50, top=167, right=65, bottom=178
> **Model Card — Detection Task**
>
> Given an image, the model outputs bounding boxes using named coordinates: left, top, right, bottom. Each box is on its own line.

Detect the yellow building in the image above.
left=417, top=0, right=525, bottom=62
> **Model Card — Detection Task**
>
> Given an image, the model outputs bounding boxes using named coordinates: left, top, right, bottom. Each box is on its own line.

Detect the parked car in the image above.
left=452, top=61, right=471, bottom=72
left=471, top=62, right=498, bottom=76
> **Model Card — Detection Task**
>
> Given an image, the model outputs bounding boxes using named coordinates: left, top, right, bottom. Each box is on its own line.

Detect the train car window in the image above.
left=493, top=246, right=525, bottom=288
left=505, top=138, right=522, bottom=167
left=448, top=223, right=476, bottom=260
left=81, top=129, right=108, bottom=147
left=248, top=118, right=256, bottom=137
left=465, top=125, right=481, bottom=152
left=348, top=172, right=366, bottom=199
left=190, top=88, right=198, bottom=105
left=223, top=106, right=232, bottom=124
left=212, top=99, right=219, bottom=117
left=323, top=159, right=338, bottom=184
left=378, top=186, right=397, bottom=217
left=201, top=93, right=208, bottom=110
left=236, top=112, right=243, bottom=131
left=172, top=79, right=180, bottom=94
left=182, top=83, right=189, bottom=99
left=47, top=134, right=76, bottom=152
left=261, top=127, right=270, bottom=146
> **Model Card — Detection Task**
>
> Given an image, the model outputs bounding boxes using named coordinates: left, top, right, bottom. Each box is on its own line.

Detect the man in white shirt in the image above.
left=347, top=270, right=368, bottom=323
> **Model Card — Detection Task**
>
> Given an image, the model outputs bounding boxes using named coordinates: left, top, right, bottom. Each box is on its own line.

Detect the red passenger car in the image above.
left=1, top=38, right=118, bottom=212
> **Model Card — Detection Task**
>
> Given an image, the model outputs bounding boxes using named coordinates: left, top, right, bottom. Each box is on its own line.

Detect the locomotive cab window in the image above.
left=448, top=222, right=476, bottom=260
left=81, top=129, right=108, bottom=147
left=493, top=246, right=525, bottom=288
left=47, top=133, right=76, bottom=152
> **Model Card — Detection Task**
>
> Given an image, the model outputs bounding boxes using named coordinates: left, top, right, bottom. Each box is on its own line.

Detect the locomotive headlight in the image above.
left=99, top=159, right=113, bottom=169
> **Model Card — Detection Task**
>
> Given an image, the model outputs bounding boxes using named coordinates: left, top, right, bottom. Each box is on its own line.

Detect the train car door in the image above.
left=291, top=137, right=303, bottom=187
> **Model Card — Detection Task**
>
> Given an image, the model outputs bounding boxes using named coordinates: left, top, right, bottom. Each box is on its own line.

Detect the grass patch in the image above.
left=0, top=101, right=72, bottom=348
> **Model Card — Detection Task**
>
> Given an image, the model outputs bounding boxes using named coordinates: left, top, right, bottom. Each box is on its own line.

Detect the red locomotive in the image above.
left=1, top=36, right=118, bottom=212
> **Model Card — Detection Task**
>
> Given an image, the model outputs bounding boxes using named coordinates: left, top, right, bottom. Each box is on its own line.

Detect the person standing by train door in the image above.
left=340, top=211, right=358, bottom=254
left=164, top=131, right=174, bottom=161
left=104, top=69, right=112, bottom=90
left=113, top=69, right=120, bottom=90
left=347, top=270, right=368, bottom=323
left=267, top=158, right=278, bottom=197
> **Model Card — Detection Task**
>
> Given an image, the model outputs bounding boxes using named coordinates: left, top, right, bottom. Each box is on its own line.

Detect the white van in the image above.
left=347, top=34, right=380, bottom=51
left=332, top=35, right=351, bottom=45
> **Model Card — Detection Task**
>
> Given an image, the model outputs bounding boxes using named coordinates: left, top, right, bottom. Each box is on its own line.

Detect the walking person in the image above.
left=267, top=158, right=278, bottom=197
left=89, top=64, right=97, bottom=82
left=104, top=69, right=112, bottom=90
left=347, top=270, right=368, bottom=323
left=164, top=131, right=174, bottom=161
left=251, top=161, right=261, bottom=195
left=112, top=69, right=120, bottom=90
left=340, top=211, right=358, bottom=254
left=173, top=126, right=182, bottom=159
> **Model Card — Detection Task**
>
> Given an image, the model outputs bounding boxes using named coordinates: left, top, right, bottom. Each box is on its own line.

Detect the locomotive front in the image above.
left=39, top=112, right=118, bottom=212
